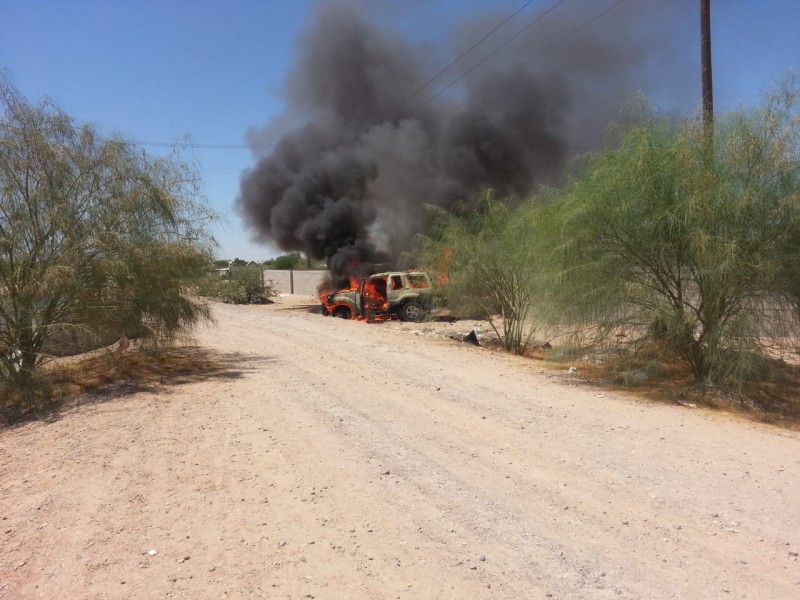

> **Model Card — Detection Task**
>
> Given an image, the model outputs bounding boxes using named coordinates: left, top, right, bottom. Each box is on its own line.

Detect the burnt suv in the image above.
left=321, top=271, right=435, bottom=322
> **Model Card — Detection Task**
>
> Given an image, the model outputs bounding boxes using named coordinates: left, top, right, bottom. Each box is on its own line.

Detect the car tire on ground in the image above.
left=400, top=301, right=424, bottom=322
left=332, top=305, right=353, bottom=319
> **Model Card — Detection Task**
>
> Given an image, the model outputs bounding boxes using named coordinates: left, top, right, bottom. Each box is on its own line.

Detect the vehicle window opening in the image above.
left=363, top=277, right=388, bottom=308
left=407, top=275, right=430, bottom=289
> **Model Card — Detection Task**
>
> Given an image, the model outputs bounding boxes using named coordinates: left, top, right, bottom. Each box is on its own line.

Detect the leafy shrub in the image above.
left=0, top=76, right=214, bottom=406
left=197, top=266, right=275, bottom=304
left=418, top=191, right=540, bottom=354
left=536, top=81, right=800, bottom=386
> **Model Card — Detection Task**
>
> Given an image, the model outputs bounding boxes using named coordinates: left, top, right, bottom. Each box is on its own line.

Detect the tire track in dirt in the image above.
left=200, top=302, right=800, bottom=599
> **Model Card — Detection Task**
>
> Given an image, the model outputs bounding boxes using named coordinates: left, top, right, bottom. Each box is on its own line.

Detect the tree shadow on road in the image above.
left=2, top=346, right=276, bottom=426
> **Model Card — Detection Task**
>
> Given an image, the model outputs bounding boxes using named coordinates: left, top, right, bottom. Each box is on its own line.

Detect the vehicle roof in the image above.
left=369, top=271, right=428, bottom=278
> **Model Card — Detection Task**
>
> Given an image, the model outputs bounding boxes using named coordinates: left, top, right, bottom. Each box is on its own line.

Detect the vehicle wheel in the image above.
left=321, top=304, right=330, bottom=316
left=332, top=305, right=353, bottom=319
left=400, top=301, right=424, bottom=322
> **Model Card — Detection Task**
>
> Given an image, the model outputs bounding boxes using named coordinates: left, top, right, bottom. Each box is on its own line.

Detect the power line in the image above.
left=410, top=0, right=570, bottom=114
left=434, top=0, right=627, bottom=123
left=120, top=139, right=259, bottom=149
left=393, top=0, right=540, bottom=111
left=121, top=0, right=626, bottom=151
left=121, top=3, right=562, bottom=151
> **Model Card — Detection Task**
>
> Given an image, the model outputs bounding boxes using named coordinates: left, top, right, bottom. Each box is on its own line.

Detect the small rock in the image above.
left=567, top=366, right=577, bottom=374
left=147, top=549, right=158, bottom=556
left=382, top=470, right=390, bottom=475
left=478, top=555, right=486, bottom=562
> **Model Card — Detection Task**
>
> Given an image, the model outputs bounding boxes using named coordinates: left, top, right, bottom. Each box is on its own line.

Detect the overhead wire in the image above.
left=433, top=0, right=627, bottom=123
left=393, top=0, right=540, bottom=111
left=409, top=0, right=570, bottom=114
left=124, top=1, right=568, bottom=149
left=120, top=0, right=627, bottom=151
left=119, top=139, right=255, bottom=149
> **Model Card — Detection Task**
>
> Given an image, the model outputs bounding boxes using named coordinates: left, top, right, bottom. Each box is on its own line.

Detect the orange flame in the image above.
left=319, top=275, right=398, bottom=322
left=319, top=277, right=359, bottom=318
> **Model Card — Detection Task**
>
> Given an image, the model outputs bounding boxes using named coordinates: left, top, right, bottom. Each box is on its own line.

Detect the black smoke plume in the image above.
left=237, top=0, right=691, bottom=288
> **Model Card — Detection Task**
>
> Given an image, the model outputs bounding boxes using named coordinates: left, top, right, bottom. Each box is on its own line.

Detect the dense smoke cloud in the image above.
left=237, top=0, right=692, bottom=287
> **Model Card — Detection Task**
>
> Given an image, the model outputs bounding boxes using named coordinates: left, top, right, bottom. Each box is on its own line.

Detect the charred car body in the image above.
left=321, top=271, right=436, bottom=322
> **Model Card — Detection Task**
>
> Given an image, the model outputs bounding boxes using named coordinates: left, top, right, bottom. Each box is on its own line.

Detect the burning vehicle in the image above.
left=320, top=271, right=436, bottom=322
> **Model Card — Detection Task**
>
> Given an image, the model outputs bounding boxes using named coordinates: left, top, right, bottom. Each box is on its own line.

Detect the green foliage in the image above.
left=537, top=80, right=800, bottom=385
left=418, top=191, right=539, bottom=354
left=0, top=76, right=216, bottom=410
left=227, top=267, right=274, bottom=304
left=196, top=266, right=275, bottom=305
left=264, top=252, right=306, bottom=270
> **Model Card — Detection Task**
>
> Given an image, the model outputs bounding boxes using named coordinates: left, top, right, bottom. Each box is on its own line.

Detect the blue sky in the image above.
left=2, top=0, right=798, bottom=261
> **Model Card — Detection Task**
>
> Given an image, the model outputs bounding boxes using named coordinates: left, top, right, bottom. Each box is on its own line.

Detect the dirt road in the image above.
left=2, top=299, right=800, bottom=599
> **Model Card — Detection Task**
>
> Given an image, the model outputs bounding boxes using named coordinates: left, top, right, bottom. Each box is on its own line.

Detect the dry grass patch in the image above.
left=1, top=346, right=247, bottom=425
left=543, top=343, right=800, bottom=428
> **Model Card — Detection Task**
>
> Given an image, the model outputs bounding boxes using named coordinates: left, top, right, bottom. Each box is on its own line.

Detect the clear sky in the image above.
left=2, top=0, right=798, bottom=261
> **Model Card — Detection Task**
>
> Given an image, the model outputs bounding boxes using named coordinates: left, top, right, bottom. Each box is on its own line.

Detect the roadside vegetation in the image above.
left=196, top=265, right=275, bottom=305
left=419, top=79, right=800, bottom=417
left=5, top=71, right=799, bottom=424
left=0, top=77, right=216, bottom=420
left=263, top=252, right=307, bottom=270
left=419, top=192, right=539, bottom=355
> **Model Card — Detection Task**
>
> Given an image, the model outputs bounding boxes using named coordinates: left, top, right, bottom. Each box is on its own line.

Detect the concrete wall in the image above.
left=263, top=269, right=328, bottom=296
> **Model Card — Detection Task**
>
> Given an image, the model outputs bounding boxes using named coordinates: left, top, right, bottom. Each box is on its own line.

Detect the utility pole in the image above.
left=700, top=0, right=713, bottom=144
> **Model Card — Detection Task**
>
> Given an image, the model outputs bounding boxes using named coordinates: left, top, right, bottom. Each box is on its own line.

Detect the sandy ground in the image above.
left=2, top=296, right=800, bottom=599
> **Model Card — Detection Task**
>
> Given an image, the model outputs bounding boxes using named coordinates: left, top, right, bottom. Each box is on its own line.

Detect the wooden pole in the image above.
left=701, top=0, right=713, bottom=143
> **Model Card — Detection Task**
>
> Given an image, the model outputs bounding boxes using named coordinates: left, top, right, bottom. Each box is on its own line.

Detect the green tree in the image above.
left=538, top=83, right=800, bottom=385
left=195, top=265, right=275, bottom=305
left=265, top=252, right=305, bottom=270
left=419, top=191, right=539, bottom=354
left=226, top=266, right=274, bottom=304
left=0, top=77, right=215, bottom=405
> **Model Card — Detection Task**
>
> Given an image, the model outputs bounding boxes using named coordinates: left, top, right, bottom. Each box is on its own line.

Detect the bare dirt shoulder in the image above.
left=2, top=296, right=800, bottom=599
